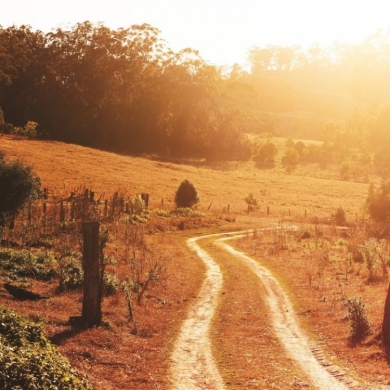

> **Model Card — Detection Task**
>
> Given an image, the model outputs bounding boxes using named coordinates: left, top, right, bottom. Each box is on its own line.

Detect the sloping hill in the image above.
left=0, top=135, right=368, bottom=220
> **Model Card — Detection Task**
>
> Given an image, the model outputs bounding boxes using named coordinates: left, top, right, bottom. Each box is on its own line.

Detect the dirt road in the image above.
left=169, top=234, right=226, bottom=390
left=170, top=231, right=350, bottom=390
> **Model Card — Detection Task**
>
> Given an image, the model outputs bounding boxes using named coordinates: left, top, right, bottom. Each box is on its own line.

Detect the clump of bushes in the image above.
left=0, top=306, right=92, bottom=389
left=0, top=249, right=57, bottom=280
left=59, top=255, right=119, bottom=296
left=58, top=255, right=84, bottom=291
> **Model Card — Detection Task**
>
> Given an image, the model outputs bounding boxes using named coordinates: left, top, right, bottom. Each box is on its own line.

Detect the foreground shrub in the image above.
left=103, top=272, right=119, bottom=296
left=58, top=256, right=84, bottom=291
left=0, top=306, right=92, bottom=389
left=0, top=249, right=57, bottom=280
left=346, top=297, right=371, bottom=343
left=0, top=151, right=42, bottom=227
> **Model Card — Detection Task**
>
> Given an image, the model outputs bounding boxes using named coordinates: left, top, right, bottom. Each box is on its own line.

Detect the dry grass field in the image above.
left=1, top=134, right=389, bottom=389
left=1, top=135, right=368, bottom=220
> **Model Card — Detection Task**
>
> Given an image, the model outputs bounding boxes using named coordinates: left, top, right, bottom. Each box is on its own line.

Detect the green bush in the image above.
left=253, top=141, right=278, bottom=165
left=0, top=151, right=42, bottom=227
left=103, top=272, right=119, bottom=296
left=58, top=256, right=118, bottom=295
left=58, top=256, right=84, bottom=291
left=0, top=249, right=57, bottom=280
left=346, top=297, right=371, bottom=342
left=174, top=180, right=199, bottom=208
left=0, top=306, right=92, bottom=389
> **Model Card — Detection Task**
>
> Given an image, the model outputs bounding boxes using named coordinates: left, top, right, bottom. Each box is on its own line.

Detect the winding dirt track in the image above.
left=170, top=234, right=226, bottom=390
left=170, top=231, right=349, bottom=390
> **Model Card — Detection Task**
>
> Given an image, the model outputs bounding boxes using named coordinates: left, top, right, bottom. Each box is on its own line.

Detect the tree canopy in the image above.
left=1, top=23, right=390, bottom=164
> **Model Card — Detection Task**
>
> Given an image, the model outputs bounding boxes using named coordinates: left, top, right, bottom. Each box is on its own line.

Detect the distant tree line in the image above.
left=0, top=22, right=256, bottom=160
left=1, top=23, right=390, bottom=163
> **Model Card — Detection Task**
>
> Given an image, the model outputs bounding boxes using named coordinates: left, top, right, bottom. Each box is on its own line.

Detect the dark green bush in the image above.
left=58, top=256, right=84, bottom=291
left=103, top=272, right=119, bottom=296
left=0, top=249, right=57, bottom=280
left=0, top=306, right=92, bottom=389
left=174, top=180, right=199, bottom=208
left=0, top=151, right=42, bottom=227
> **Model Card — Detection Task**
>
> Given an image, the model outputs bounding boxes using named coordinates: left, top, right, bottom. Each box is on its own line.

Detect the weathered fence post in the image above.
left=70, top=201, right=75, bottom=220
left=60, top=202, right=65, bottom=223
left=81, top=221, right=102, bottom=327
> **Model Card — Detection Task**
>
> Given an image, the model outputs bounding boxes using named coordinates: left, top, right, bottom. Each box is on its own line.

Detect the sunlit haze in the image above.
left=2, top=0, right=390, bottom=66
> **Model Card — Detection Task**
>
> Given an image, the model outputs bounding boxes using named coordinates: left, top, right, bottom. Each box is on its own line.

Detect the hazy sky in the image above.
left=2, top=0, right=389, bottom=66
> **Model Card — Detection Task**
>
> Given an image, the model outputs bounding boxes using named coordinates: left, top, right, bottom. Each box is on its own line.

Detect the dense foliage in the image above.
left=0, top=151, right=42, bottom=227
left=0, top=23, right=251, bottom=160
left=0, top=306, right=92, bottom=389
left=0, top=249, right=57, bottom=280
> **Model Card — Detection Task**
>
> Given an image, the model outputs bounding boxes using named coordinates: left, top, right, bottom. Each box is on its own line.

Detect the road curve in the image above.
left=170, top=231, right=350, bottom=390
left=169, top=234, right=226, bottom=390
left=217, top=234, right=349, bottom=390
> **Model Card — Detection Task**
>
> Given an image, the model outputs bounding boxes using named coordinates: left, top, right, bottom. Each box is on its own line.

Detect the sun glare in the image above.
left=2, top=0, right=390, bottom=66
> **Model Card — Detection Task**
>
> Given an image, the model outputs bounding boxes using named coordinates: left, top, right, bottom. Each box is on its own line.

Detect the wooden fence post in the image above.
left=60, top=202, right=65, bottom=223
left=81, top=221, right=102, bottom=327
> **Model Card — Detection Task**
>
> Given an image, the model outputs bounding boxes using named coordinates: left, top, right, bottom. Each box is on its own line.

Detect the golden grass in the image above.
left=1, top=135, right=369, bottom=220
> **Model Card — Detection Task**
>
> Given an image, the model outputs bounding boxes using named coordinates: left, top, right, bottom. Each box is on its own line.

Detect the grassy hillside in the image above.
left=1, top=135, right=369, bottom=221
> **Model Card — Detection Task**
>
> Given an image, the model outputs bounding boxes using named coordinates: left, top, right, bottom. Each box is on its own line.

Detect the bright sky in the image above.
left=2, top=0, right=389, bottom=67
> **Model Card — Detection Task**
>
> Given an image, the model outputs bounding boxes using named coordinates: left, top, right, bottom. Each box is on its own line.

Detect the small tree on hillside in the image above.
left=175, top=179, right=199, bottom=208
left=0, top=151, right=42, bottom=227
left=366, top=182, right=390, bottom=222
left=253, top=141, right=278, bottom=166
